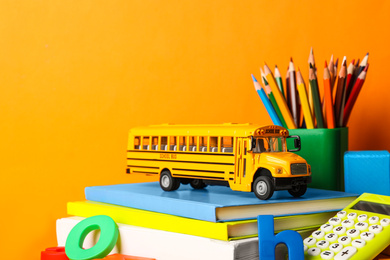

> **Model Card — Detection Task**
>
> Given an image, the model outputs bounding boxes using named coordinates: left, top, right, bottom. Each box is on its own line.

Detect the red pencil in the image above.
left=343, top=64, right=369, bottom=126
left=345, top=59, right=356, bottom=101
left=324, top=61, right=335, bottom=129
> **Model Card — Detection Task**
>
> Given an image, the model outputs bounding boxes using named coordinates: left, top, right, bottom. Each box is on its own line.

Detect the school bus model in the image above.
left=126, top=123, right=311, bottom=200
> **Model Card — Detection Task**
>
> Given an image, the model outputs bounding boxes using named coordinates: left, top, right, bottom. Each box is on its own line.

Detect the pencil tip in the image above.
left=290, top=57, right=293, bottom=62
left=351, top=59, right=355, bottom=64
left=335, top=58, right=339, bottom=66
left=325, top=60, right=328, bottom=67
left=262, top=77, right=269, bottom=85
left=364, top=64, right=369, bottom=72
left=251, top=74, right=257, bottom=82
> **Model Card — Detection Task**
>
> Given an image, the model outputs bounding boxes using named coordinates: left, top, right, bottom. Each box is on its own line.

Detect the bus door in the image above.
left=234, top=138, right=248, bottom=185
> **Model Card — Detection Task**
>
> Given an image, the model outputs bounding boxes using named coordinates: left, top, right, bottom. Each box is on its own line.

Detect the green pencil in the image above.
left=262, top=77, right=287, bottom=128
left=309, top=64, right=324, bottom=128
left=274, top=65, right=285, bottom=98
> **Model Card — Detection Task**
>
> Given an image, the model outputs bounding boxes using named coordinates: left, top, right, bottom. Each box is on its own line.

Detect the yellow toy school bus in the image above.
left=126, top=123, right=311, bottom=200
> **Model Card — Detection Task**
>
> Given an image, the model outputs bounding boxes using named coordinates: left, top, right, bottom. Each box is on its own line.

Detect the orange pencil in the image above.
left=323, top=61, right=335, bottom=129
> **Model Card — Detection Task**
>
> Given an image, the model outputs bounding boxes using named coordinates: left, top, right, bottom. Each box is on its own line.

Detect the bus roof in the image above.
left=129, top=123, right=288, bottom=137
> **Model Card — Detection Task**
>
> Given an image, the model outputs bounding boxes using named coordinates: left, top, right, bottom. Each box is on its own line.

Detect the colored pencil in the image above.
left=288, top=59, right=300, bottom=127
left=308, top=48, right=317, bottom=121
left=343, top=65, right=369, bottom=126
left=274, top=66, right=285, bottom=98
left=251, top=75, right=283, bottom=126
left=328, top=55, right=335, bottom=89
left=264, top=64, right=297, bottom=129
left=333, top=57, right=347, bottom=127
left=296, top=69, right=314, bottom=129
left=345, top=59, right=356, bottom=101
left=356, top=53, right=369, bottom=77
left=309, top=63, right=324, bottom=128
left=263, top=77, right=287, bottom=128
left=323, top=61, right=335, bottom=129
left=285, top=66, right=290, bottom=108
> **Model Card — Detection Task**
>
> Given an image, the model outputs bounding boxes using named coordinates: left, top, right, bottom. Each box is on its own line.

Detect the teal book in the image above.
left=85, top=182, right=357, bottom=222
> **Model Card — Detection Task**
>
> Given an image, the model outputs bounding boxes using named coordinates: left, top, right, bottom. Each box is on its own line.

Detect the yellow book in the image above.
left=67, top=201, right=336, bottom=241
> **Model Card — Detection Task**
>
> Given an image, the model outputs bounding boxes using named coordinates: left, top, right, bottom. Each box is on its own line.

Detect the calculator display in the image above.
left=351, top=200, right=390, bottom=216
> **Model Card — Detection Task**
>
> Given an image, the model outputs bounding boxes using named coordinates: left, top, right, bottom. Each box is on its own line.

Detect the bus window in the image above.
left=199, top=136, right=208, bottom=152
left=169, top=136, right=177, bottom=151
left=142, top=136, right=150, bottom=150
left=221, top=137, right=233, bottom=153
left=160, top=136, right=168, bottom=150
left=189, top=136, right=197, bottom=152
left=179, top=136, right=187, bottom=151
left=151, top=136, right=158, bottom=150
left=210, top=137, right=218, bottom=152
left=253, top=137, right=286, bottom=153
left=134, top=136, right=141, bottom=150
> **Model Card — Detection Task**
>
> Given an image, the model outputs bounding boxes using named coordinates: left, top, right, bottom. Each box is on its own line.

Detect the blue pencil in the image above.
left=251, top=74, right=283, bottom=126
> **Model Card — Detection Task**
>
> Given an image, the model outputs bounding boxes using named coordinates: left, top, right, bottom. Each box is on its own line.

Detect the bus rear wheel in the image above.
left=190, top=179, right=207, bottom=189
left=160, top=170, right=180, bottom=191
left=253, top=176, right=274, bottom=200
left=288, top=184, right=307, bottom=197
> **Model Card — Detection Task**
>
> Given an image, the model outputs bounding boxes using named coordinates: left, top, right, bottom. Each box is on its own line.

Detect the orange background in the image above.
left=1, top=1, right=389, bottom=259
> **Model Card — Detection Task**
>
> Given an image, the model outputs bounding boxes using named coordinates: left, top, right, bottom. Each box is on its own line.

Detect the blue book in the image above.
left=85, top=182, right=357, bottom=222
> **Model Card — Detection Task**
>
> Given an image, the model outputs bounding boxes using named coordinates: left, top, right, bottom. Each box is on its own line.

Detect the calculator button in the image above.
left=360, top=231, right=375, bottom=241
left=355, top=222, right=369, bottom=230
left=329, top=217, right=342, bottom=225
left=380, top=218, right=390, bottom=226
left=329, top=243, right=343, bottom=253
left=307, top=247, right=321, bottom=256
left=337, top=211, right=347, bottom=218
left=347, top=212, right=357, bottom=220
left=346, top=228, right=360, bottom=238
left=341, top=219, right=355, bottom=228
left=321, top=223, right=333, bottom=232
left=338, top=236, right=352, bottom=245
left=333, top=226, right=347, bottom=235
left=325, top=233, right=338, bottom=242
left=351, top=239, right=366, bottom=248
left=304, top=237, right=317, bottom=246
left=316, top=240, right=330, bottom=249
left=320, top=250, right=334, bottom=259
left=312, top=230, right=325, bottom=239
left=357, top=214, right=368, bottom=222
left=369, top=224, right=383, bottom=233
left=334, top=246, right=357, bottom=260
left=369, top=216, right=380, bottom=224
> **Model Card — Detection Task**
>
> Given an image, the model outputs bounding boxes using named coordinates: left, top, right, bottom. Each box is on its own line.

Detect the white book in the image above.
left=57, top=217, right=313, bottom=260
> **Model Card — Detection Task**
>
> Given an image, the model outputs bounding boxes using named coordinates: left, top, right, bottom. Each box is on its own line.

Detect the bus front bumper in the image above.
left=274, top=176, right=312, bottom=190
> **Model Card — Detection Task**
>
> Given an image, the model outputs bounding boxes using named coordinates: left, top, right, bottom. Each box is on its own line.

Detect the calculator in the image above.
left=303, top=193, right=390, bottom=260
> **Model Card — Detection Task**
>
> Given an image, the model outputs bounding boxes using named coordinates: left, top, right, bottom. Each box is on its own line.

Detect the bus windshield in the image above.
left=252, top=136, right=286, bottom=153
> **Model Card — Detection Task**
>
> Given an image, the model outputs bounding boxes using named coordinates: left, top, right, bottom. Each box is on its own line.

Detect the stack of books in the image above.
left=56, top=182, right=357, bottom=260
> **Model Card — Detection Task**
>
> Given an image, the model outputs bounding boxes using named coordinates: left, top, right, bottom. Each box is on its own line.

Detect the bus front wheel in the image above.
left=288, top=184, right=307, bottom=197
left=160, top=170, right=180, bottom=191
left=253, top=176, right=274, bottom=200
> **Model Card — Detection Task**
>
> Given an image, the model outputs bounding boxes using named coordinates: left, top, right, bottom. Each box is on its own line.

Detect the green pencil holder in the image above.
left=287, top=128, right=348, bottom=191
